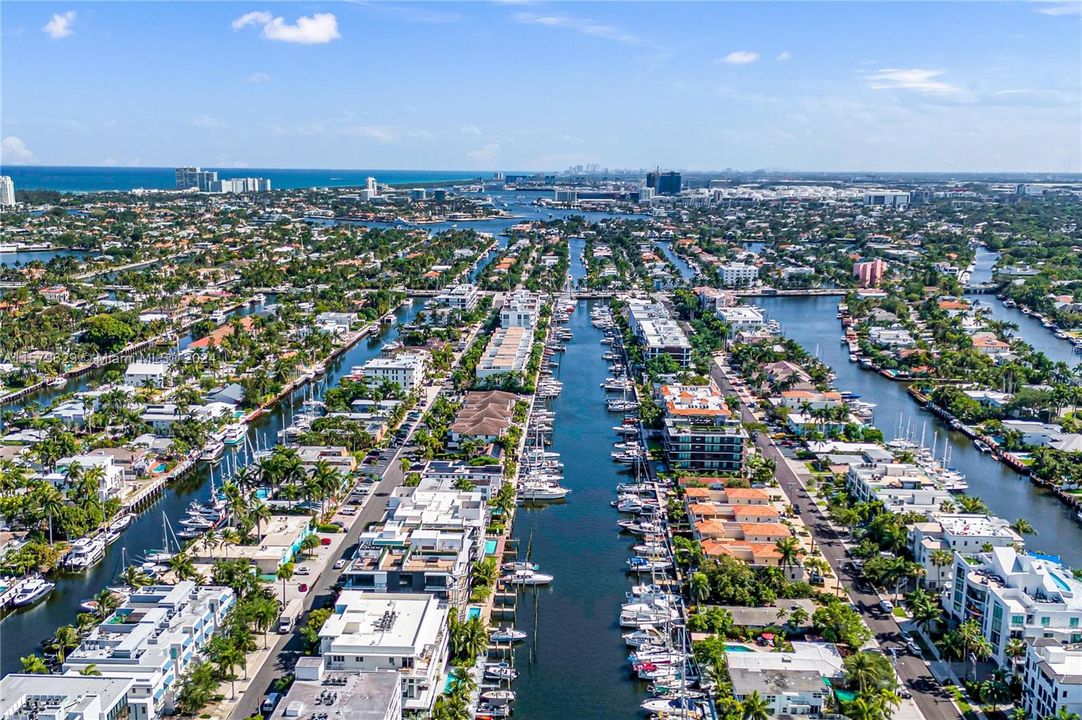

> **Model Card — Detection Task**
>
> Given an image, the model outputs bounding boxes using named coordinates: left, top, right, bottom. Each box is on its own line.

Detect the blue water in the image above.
left=725, top=644, right=753, bottom=652
left=1, top=166, right=493, bottom=193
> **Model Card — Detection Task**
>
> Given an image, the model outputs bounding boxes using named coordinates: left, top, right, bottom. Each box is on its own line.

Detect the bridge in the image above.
left=964, top=282, right=1002, bottom=294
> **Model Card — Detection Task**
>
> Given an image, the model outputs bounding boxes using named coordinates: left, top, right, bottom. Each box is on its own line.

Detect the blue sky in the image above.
left=2, top=1, right=1079, bottom=172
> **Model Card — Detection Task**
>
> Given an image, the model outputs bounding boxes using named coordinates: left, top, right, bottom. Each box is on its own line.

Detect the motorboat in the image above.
left=501, top=561, right=539, bottom=573
left=202, top=440, right=225, bottom=462
left=108, top=514, right=134, bottom=533
left=627, top=556, right=673, bottom=573
left=623, top=627, right=668, bottom=648
left=12, top=577, right=55, bottom=607
left=483, top=662, right=517, bottom=681
left=501, top=568, right=554, bottom=586
left=518, top=481, right=570, bottom=501
left=619, top=519, right=662, bottom=536
left=66, top=537, right=107, bottom=570
left=480, top=690, right=516, bottom=706
left=641, top=698, right=704, bottom=717
left=607, top=399, right=639, bottom=412
left=47, top=377, right=68, bottom=388
left=489, top=628, right=528, bottom=643
left=80, top=589, right=128, bottom=612
left=222, top=423, right=248, bottom=445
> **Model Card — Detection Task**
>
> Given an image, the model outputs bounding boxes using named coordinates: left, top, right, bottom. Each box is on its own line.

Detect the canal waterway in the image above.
left=755, top=295, right=1082, bottom=568
left=509, top=299, right=644, bottom=720
left=656, top=241, right=696, bottom=281
left=0, top=298, right=426, bottom=673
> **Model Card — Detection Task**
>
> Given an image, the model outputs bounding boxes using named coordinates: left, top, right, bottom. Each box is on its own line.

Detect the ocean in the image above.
left=0, top=166, right=493, bottom=193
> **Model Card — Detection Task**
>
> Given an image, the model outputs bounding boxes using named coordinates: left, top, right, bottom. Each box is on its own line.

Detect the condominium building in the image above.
left=718, top=263, right=759, bottom=288
left=659, top=384, right=746, bottom=472
left=319, top=592, right=449, bottom=712
left=845, top=454, right=955, bottom=515
left=908, top=514, right=1022, bottom=588
left=434, top=283, right=480, bottom=312
left=268, top=658, right=401, bottom=720
left=1023, top=640, right=1082, bottom=720
left=360, top=351, right=428, bottom=391
left=500, top=290, right=540, bottom=328
left=0, top=176, right=14, bottom=206
left=0, top=675, right=133, bottom=720
left=717, top=305, right=765, bottom=336
left=948, top=547, right=1082, bottom=667
left=342, top=487, right=486, bottom=608
left=627, top=300, right=692, bottom=367
left=863, top=191, right=910, bottom=207
left=853, top=258, right=888, bottom=288
left=476, top=326, right=532, bottom=378
left=62, top=583, right=235, bottom=720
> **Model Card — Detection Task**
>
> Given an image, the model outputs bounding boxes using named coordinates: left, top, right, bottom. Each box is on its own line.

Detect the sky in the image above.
left=1, top=1, right=1080, bottom=173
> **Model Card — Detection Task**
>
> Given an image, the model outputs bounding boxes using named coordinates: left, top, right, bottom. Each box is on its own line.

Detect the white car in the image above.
left=295, top=566, right=311, bottom=576
left=333, top=559, right=346, bottom=570
left=879, top=599, right=894, bottom=613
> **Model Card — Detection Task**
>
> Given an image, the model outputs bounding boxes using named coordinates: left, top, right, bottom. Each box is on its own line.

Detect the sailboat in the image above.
left=143, top=511, right=179, bottom=563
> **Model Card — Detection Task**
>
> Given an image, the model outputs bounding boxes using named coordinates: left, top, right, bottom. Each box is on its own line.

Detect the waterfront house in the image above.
left=0, top=675, right=134, bottom=720
left=267, top=658, right=401, bottom=720
left=53, top=453, right=124, bottom=500
left=62, top=582, right=235, bottom=720
left=729, top=668, right=828, bottom=717
left=420, top=460, right=504, bottom=500
left=908, top=514, right=1022, bottom=588
left=319, top=592, right=449, bottom=713
left=192, top=514, right=314, bottom=573
left=449, top=391, right=517, bottom=446
left=124, top=362, right=169, bottom=388
left=1022, top=640, right=1082, bottom=720
left=140, top=404, right=184, bottom=436
left=295, top=445, right=358, bottom=476
left=948, top=547, right=1082, bottom=667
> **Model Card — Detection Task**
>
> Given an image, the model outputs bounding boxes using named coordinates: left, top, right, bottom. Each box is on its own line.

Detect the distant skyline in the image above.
left=2, top=1, right=1080, bottom=173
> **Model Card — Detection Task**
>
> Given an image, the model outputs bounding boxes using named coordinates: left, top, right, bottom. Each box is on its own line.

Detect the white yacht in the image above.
left=222, top=423, right=247, bottom=446
left=519, top=481, right=570, bottom=501
left=12, top=577, right=55, bottom=607
left=501, top=568, right=554, bottom=586
left=66, top=537, right=107, bottom=570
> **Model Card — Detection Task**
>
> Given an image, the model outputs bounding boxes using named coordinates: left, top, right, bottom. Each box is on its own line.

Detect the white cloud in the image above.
left=719, top=50, right=760, bottom=65
left=246, top=72, right=271, bottom=84
left=1031, top=0, right=1082, bottom=15
left=467, top=143, right=502, bottom=164
left=776, top=50, right=792, bottom=61
left=232, top=11, right=340, bottom=44
left=512, top=12, right=647, bottom=47
left=191, top=114, right=230, bottom=129
left=1, top=137, right=35, bottom=163
left=865, top=68, right=960, bottom=94
left=43, top=10, right=76, bottom=39
left=342, top=126, right=399, bottom=142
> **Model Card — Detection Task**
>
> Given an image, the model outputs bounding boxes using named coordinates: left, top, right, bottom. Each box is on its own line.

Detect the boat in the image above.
left=47, top=377, right=67, bottom=388
left=479, top=690, right=516, bottom=706
left=501, top=561, right=539, bottom=573
left=501, top=568, right=554, bottom=586
left=623, top=627, right=668, bottom=648
left=607, top=399, right=639, bottom=412
left=483, top=662, right=517, bottom=681
left=202, top=440, right=225, bottom=462
left=489, top=628, right=528, bottom=643
left=974, top=439, right=991, bottom=453
left=79, top=589, right=128, bottom=612
left=12, top=577, right=55, bottom=607
left=66, top=537, right=107, bottom=569
left=221, top=423, right=247, bottom=445
left=518, top=481, right=570, bottom=501
left=108, top=513, right=134, bottom=533
left=641, top=698, right=704, bottom=717
left=627, top=556, right=673, bottom=573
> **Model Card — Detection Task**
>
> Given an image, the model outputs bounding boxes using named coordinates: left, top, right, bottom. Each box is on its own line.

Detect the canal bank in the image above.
left=0, top=298, right=427, bottom=674
left=508, top=299, right=644, bottom=720
left=755, top=294, right=1082, bottom=569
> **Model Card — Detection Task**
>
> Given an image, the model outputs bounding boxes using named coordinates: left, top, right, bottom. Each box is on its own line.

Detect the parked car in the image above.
left=879, top=599, right=894, bottom=613
left=295, top=566, right=311, bottom=576
left=262, top=693, right=282, bottom=714
left=333, top=559, right=346, bottom=570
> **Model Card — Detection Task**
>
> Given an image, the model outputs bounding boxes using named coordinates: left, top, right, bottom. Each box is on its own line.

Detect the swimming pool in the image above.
left=484, top=540, right=498, bottom=556
left=467, top=606, right=481, bottom=620
left=725, top=644, right=753, bottom=652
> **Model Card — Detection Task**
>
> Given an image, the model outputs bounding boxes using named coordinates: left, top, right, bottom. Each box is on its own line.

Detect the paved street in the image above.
left=711, top=360, right=963, bottom=720
left=229, top=320, right=487, bottom=719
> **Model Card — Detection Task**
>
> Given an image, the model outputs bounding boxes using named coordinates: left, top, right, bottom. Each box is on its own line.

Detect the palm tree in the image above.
left=1046, top=709, right=1081, bottom=720
left=50, top=625, right=80, bottom=663
left=249, top=501, right=272, bottom=539
left=19, top=654, right=48, bottom=673
left=93, top=588, right=120, bottom=620
left=277, top=561, right=295, bottom=601
left=80, top=664, right=102, bottom=676
left=775, top=536, right=804, bottom=571
left=37, top=484, right=65, bottom=544
left=299, top=533, right=321, bottom=559
left=169, top=552, right=202, bottom=583
left=1012, top=518, right=1036, bottom=536
left=690, top=571, right=711, bottom=605
left=1006, top=637, right=1028, bottom=675
left=741, top=690, right=771, bottom=720
left=121, top=565, right=152, bottom=590
left=845, top=651, right=890, bottom=694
